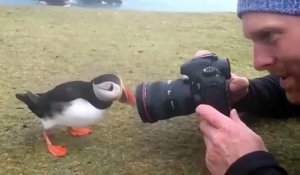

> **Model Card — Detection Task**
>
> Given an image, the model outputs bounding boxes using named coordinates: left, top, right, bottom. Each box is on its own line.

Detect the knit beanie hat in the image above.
left=237, top=0, right=300, bottom=18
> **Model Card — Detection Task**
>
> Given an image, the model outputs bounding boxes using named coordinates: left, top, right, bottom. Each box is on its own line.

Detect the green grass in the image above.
left=0, top=5, right=299, bottom=175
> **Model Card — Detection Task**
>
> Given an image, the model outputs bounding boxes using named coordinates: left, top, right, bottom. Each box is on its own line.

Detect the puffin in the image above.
left=15, top=73, right=136, bottom=157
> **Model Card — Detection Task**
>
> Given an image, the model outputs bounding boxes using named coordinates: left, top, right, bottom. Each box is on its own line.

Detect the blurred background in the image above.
left=0, top=0, right=237, bottom=12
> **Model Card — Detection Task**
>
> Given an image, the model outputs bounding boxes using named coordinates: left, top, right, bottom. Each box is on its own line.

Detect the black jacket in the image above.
left=226, top=75, right=299, bottom=175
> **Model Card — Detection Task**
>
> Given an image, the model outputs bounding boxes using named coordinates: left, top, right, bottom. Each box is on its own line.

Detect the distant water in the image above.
left=0, top=0, right=237, bottom=13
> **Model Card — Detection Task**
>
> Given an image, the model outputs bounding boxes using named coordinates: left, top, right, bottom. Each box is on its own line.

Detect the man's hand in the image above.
left=228, top=73, right=249, bottom=103
left=196, top=105, right=268, bottom=175
left=194, top=50, right=249, bottom=103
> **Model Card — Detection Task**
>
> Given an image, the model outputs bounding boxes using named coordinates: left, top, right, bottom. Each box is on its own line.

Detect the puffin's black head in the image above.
left=91, top=73, right=136, bottom=105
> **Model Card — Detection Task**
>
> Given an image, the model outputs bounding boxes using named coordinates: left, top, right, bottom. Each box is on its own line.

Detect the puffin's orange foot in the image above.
left=69, top=127, right=92, bottom=136
left=47, top=145, right=67, bottom=157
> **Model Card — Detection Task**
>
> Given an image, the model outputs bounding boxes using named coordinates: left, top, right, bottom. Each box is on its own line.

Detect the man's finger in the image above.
left=194, top=50, right=212, bottom=57
left=230, top=108, right=241, bottom=123
left=196, top=104, right=229, bottom=129
left=202, top=133, right=212, bottom=148
left=199, top=120, right=219, bottom=139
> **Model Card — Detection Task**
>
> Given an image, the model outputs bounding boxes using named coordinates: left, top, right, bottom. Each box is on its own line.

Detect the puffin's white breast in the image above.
left=42, top=98, right=106, bottom=129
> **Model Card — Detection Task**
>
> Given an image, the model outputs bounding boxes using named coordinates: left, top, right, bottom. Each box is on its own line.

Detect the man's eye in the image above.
left=257, top=32, right=277, bottom=44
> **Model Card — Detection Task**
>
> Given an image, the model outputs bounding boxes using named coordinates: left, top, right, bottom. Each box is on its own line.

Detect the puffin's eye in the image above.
left=108, top=84, right=113, bottom=91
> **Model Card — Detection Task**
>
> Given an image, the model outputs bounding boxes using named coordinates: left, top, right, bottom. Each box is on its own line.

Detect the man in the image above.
left=196, top=0, right=300, bottom=175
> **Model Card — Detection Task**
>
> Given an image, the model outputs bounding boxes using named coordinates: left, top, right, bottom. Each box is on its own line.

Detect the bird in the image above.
left=15, top=73, right=136, bottom=157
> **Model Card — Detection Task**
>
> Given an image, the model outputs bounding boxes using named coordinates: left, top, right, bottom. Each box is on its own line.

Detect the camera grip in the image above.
left=192, top=66, right=232, bottom=116
left=199, top=80, right=231, bottom=116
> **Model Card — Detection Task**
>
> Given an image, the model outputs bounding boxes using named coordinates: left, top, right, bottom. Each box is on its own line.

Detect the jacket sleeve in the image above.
left=233, top=74, right=300, bottom=118
left=225, top=151, right=288, bottom=175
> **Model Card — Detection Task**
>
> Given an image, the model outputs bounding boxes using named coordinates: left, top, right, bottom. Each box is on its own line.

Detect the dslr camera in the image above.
left=135, top=53, right=232, bottom=123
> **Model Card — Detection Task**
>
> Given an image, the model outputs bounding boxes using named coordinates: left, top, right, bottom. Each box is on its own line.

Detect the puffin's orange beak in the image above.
left=119, top=86, right=136, bottom=106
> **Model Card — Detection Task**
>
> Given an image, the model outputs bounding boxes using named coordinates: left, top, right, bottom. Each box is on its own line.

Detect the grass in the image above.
left=0, top=5, right=299, bottom=175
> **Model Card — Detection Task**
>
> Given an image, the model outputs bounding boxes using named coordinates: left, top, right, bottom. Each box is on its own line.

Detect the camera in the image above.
left=135, top=53, right=232, bottom=123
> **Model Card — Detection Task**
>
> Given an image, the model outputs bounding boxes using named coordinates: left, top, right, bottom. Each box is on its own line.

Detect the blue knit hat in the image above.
left=237, top=0, right=300, bottom=18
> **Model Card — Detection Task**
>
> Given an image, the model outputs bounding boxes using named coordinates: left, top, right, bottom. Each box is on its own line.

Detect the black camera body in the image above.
left=135, top=53, right=232, bottom=123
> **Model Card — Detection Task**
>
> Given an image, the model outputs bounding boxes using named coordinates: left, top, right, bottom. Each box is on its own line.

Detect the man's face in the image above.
left=242, top=13, right=300, bottom=104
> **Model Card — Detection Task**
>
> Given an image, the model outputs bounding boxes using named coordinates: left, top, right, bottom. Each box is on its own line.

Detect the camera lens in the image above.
left=135, top=78, right=195, bottom=123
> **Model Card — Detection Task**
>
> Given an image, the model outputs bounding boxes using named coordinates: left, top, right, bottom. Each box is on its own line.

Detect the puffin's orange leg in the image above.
left=43, top=131, right=67, bottom=157
left=68, top=127, right=92, bottom=136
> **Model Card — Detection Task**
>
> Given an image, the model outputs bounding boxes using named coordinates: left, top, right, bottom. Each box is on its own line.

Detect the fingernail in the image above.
left=232, top=109, right=237, bottom=114
left=195, top=104, right=204, bottom=113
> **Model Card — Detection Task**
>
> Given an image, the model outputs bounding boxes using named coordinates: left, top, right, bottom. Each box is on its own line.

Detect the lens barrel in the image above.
left=135, top=79, right=195, bottom=123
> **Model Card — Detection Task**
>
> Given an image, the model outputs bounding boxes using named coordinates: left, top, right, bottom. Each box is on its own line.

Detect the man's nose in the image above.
left=253, top=43, right=275, bottom=71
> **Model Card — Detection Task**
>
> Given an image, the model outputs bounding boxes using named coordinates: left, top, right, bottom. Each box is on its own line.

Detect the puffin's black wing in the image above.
left=42, top=80, right=113, bottom=109
left=16, top=81, right=95, bottom=118
left=41, top=81, right=92, bottom=102
left=29, top=81, right=93, bottom=117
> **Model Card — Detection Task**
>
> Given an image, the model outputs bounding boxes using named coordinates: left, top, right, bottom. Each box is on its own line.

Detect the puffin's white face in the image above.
left=92, top=81, right=122, bottom=102
left=91, top=73, right=136, bottom=105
